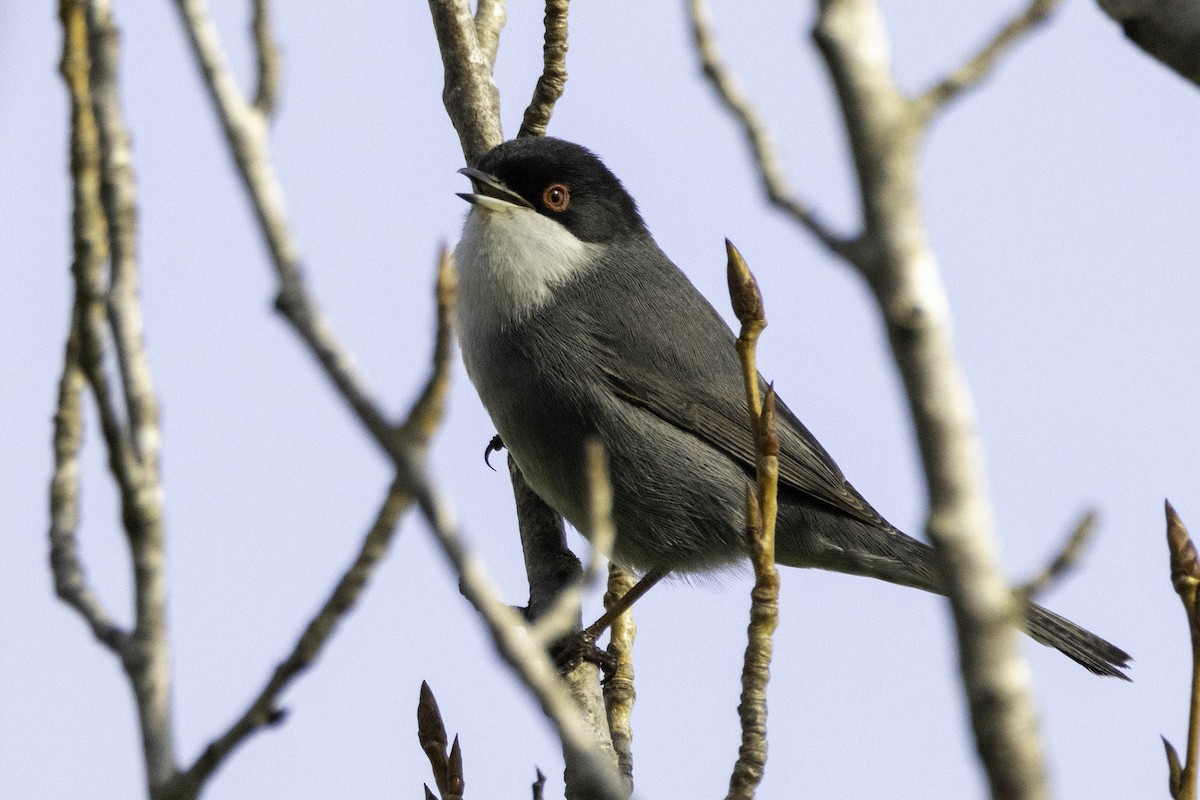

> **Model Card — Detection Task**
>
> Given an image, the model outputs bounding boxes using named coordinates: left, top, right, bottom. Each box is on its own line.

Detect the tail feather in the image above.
left=779, top=509, right=1133, bottom=679
left=1024, top=602, right=1131, bottom=680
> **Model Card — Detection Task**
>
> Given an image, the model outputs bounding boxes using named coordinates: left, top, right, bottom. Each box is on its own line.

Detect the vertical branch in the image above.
left=811, top=1, right=1047, bottom=796
left=603, top=564, right=638, bottom=795
left=59, top=0, right=178, bottom=792
left=725, top=242, right=780, bottom=800
left=518, top=0, right=570, bottom=139
left=1165, top=501, right=1200, bottom=800
left=427, top=0, right=504, bottom=163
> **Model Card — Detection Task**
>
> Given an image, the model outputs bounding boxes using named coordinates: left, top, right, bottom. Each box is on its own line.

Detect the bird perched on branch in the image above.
left=453, top=135, right=1130, bottom=679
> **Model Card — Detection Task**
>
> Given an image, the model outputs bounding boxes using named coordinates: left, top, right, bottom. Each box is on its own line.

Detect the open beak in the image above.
left=457, top=167, right=534, bottom=210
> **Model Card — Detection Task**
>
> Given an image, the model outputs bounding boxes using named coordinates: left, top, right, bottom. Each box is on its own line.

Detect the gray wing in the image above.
left=573, top=237, right=891, bottom=531
left=597, top=351, right=892, bottom=531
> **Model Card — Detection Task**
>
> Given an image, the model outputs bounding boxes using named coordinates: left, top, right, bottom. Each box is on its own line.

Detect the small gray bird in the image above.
left=454, top=136, right=1129, bottom=679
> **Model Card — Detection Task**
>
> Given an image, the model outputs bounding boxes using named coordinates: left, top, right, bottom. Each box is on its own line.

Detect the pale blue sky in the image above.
left=3, top=2, right=1199, bottom=798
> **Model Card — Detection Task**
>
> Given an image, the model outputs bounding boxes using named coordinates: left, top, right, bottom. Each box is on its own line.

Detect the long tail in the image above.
left=1025, top=602, right=1131, bottom=679
left=778, top=508, right=1133, bottom=679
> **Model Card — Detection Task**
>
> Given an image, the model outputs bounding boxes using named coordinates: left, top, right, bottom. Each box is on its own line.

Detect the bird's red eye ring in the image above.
left=542, top=183, right=570, bottom=212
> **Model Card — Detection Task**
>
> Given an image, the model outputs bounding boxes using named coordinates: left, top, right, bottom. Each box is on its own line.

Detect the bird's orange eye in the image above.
left=542, top=183, right=570, bottom=212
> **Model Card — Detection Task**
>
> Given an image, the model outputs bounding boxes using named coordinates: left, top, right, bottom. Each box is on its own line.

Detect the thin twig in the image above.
left=603, top=564, right=639, bottom=796
left=1018, top=510, right=1097, bottom=601
left=725, top=242, right=779, bottom=800
left=1165, top=500, right=1200, bottom=800
left=250, top=0, right=281, bottom=117
left=49, top=310, right=126, bottom=651
left=687, top=0, right=852, bottom=257
left=912, top=0, right=1061, bottom=123
left=171, top=479, right=414, bottom=795
left=172, top=252, right=457, bottom=793
left=399, top=246, right=458, bottom=449
left=517, top=0, right=569, bottom=139
left=427, top=0, right=504, bottom=163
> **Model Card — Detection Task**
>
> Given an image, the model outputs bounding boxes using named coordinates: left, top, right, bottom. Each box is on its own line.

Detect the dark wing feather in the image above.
left=600, top=358, right=891, bottom=530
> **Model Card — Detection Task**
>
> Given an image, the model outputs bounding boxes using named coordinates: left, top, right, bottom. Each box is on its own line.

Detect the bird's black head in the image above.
left=462, top=137, right=646, bottom=243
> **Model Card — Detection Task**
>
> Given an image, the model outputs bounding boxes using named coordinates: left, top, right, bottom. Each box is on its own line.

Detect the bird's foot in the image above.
left=552, top=629, right=616, bottom=678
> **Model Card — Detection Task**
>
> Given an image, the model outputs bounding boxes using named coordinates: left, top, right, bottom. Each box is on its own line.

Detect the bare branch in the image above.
left=173, top=479, right=413, bottom=795
left=912, top=0, right=1061, bottom=123
left=518, top=0, right=569, bottom=139
left=61, top=0, right=180, bottom=789
left=687, top=0, right=853, bottom=257
left=811, top=0, right=1049, bottom=796
left=251, top=0, right=281, bottom=116
left=55, top=6, right=126, bottom=655
left=473, top=0, right=505, bottom=71
left=1098, top=0, right=1200, bottom=89
left=428, top=0, right=504, bottom=163
left=1018, top=510, right=1097, bottom=601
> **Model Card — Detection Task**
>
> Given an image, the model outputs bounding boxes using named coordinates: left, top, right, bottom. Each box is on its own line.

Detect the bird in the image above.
left=453, top=135, right=1130, bottom=679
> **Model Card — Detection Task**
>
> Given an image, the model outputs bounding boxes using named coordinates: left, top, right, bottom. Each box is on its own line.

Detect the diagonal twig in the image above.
left=171, top=478, right=414, bottom=795
left=1018, top=509, right=1097, bottom=601
left=172, top=250, right=457, bottom=794
left=912, top=0, right=1061, bottom=123
left=517, top=0, right=569, bottom=139
left=687, top=0, right=852, bottom=258
left=173, top=0, right=400, bottom=457
left=399, top=246, right=458, bottom=449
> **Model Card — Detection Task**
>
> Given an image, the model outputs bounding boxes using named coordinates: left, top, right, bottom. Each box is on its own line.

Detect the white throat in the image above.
left=454, top=205, right=601, bottom=326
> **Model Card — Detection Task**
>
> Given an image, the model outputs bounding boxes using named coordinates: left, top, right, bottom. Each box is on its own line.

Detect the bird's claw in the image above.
left=552, top=630, right=617, bottom=678
left=484, top=434, right=505, bottom=470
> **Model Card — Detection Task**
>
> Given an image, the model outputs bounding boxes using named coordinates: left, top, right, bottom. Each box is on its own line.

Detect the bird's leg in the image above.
left=584, top=566, right=669, bottom=639
left=554, top=566, right=670, bottom=675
